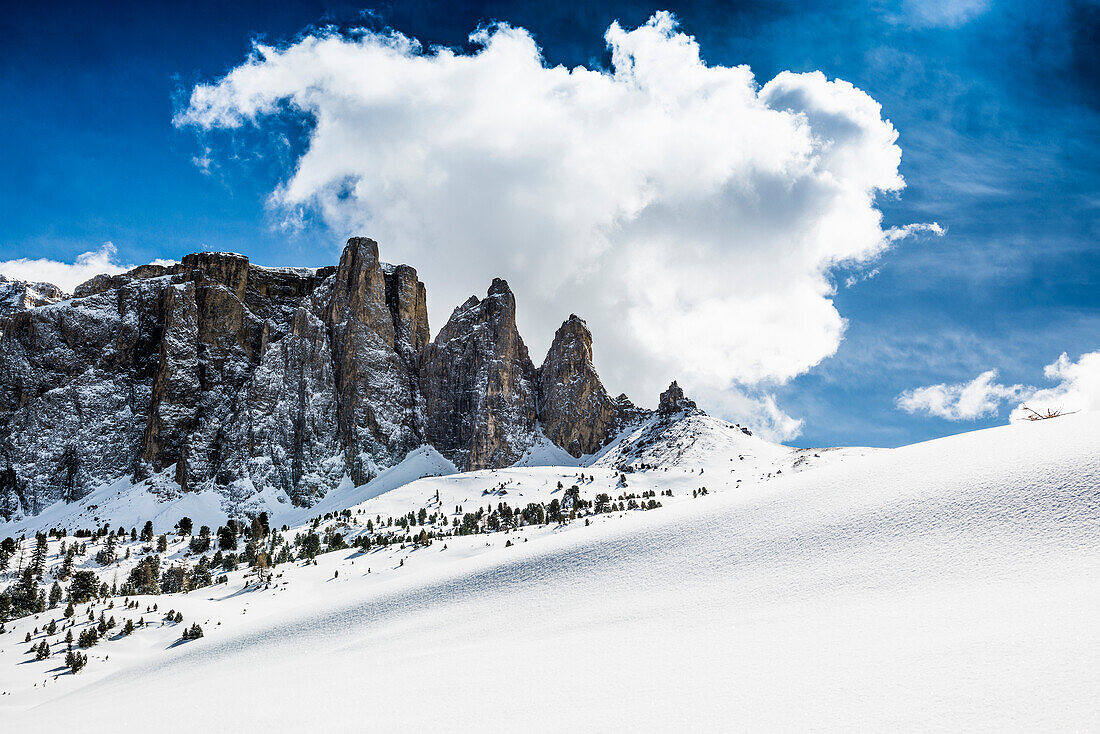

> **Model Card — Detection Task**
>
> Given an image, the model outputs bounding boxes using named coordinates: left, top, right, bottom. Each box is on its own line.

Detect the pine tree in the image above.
left=68, top=570, right=99, bottom=604
left=31, top=532, right=48, bottom=578
left=96, top=532, right=117, bottom=566
left=78, top=626, right=98, bottom=648
left=217, top=525, right=237, bottom=551
left=140, top=521, right=154, bottom=542
left=65, top=650, right=87, bottom=673
left=35, top=639, right=49, bottom=660
left=10, top=567, right=40, bottom=618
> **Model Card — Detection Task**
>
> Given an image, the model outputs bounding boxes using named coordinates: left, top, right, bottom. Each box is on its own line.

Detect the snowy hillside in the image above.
left=0, top=412, right=789, bottom=537
left=592, top=409, right=792, bottom=469
left=0, top=413, right=1097, bottom=730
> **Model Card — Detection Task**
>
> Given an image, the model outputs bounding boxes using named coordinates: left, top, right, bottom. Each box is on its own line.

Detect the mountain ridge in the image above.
left=0, top=237, right=662, bottom=524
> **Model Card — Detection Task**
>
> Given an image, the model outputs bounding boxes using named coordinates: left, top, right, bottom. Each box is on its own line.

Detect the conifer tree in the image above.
left=31, top=532, right=48, bottom=578
left=68, top=570, right=99, bottom=604
left=65, top=650, right=87, bottom=673
left=217, top=525, right=237, bottom=551
left=96, top=532, right=117, bottom=565
left=10, top=567, right=41, bottom=618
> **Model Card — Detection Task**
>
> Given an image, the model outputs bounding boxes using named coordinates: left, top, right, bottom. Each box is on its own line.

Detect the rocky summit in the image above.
left=0, top=237, right=669, bottom=520
left=537, top=314, right=625, bottom=457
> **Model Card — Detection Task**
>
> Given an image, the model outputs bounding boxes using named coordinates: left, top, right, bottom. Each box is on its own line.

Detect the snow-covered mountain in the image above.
left=0, top=390, right=790, bottom=538
left=0, top=238, right=641, bottom=523
left=0, top=409, right=1095, bottom=730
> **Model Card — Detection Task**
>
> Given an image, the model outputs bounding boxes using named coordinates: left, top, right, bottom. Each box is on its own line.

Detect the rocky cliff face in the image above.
left=0, top=275, right=64, bottom=333
left=420, top=279, right=539, bottom=471
left=536, top=314, right=623, bottom=457
left=320, top=239, right=426, bottom=484
left=0, top=239, right=432, bottom=516
left=0, top=238, right=659, bottom=519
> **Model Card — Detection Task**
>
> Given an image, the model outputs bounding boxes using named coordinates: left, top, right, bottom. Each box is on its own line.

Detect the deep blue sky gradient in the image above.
left=2, top=0, right=1097, bottom=447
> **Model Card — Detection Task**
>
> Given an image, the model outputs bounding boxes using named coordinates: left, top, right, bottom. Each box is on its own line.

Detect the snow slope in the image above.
left=0, top=446, right=457, bottom=539
left=0, top=412, right=784, bottom=536
left=2, top=413, right=1098, bottom=730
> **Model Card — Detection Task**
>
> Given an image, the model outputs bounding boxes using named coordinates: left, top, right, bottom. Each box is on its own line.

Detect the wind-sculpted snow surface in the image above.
left=2, top=414, right=1097, bottom=730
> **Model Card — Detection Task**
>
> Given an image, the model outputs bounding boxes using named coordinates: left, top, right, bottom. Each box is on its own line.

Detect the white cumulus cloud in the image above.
left=177, top=11, right=935, bottom=438
left=896, top=369, right=1025, bottom=420
left=0, top=243, right=130, bottom=294
left=1007, top=351, right=1100, bottom=421
left=897, top=350, right=1100, bottom=422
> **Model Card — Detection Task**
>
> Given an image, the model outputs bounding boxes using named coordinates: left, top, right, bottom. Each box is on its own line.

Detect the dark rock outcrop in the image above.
left=536, top=314, right=622, bottom=457
left=420, top=278, right=538, bottom=471
left=658, top=381, right=698, bottom=415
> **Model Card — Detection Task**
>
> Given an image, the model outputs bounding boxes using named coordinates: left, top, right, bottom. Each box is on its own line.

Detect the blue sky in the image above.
left=2, top=0, right=1097, bottom=448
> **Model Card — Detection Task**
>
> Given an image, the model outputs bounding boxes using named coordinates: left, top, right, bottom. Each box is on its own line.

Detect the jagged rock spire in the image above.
left=0, top=235, right=432, bottom=515
left=537, top=314, right=622, bottom=457
left=323, top=237, right=426, bottom=483
left=420, top=278, right=538, bottom=471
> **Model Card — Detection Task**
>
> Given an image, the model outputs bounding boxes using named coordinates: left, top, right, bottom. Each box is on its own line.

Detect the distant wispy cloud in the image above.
left=893, top=0, right=991, bottom=28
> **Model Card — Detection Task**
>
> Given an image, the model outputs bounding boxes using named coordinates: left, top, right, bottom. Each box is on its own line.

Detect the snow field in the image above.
left=0, top=413, right=1095, bottom=729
